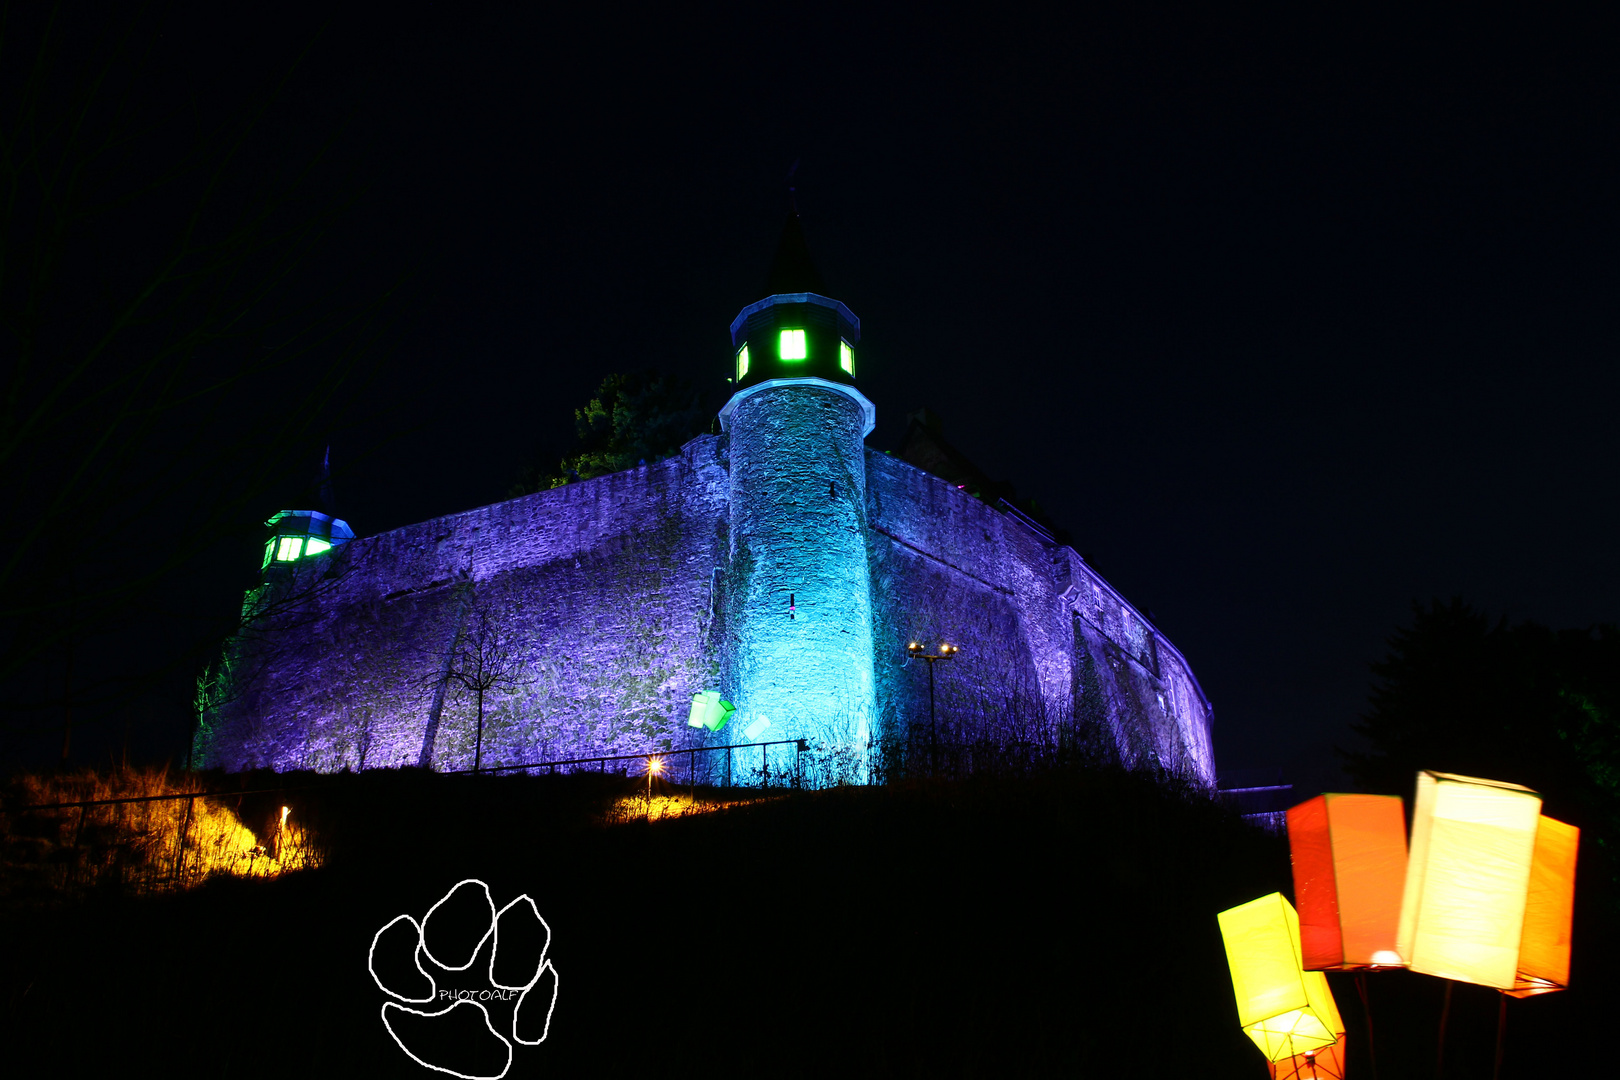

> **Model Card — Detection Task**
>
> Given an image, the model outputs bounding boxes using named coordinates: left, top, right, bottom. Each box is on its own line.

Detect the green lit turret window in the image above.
left=779, top=328, right=807, bottom=360
left=262, top=509, right=352, bottom=570
left=840, top=340, right=854, bottom=375
left=737, top=343, right=749, bottom=380
left=270, top=535, right=334, bottom=562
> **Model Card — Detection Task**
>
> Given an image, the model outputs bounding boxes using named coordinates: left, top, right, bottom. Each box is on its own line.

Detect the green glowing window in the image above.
left=737, top=344, right=749, bottom=380
left=779, top=328, right=807, bottom=360
left=304, top=538, right=331, bottom=557
left=262, top=540, right=275, bottom=569
left=840, top=341, right=854, bottom=375
left=275, top=536, right=303, bottom=562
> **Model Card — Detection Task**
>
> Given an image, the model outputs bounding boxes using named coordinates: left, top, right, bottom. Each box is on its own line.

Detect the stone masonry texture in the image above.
left=199, top=413, right=1215, bottom=786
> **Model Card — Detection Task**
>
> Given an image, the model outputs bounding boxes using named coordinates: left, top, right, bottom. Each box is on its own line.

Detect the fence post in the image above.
left=174, top=794, right=195, bottom=884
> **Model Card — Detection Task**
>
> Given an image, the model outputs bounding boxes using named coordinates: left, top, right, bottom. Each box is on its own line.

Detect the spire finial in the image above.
left=318, top=445, right=336, bottom=516
left=765, top=200, right=826, bottom=295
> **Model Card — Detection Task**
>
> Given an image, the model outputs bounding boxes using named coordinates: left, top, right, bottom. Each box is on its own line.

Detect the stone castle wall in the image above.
left=200, top=436, right=731, bottom=772
left=199, top=433, right=1214, bottom=785
left=863, top=450, right=1214, bottom=779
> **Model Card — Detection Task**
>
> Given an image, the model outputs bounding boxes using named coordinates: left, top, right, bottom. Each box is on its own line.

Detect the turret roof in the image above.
left=765, top=211, right=827, bottom=295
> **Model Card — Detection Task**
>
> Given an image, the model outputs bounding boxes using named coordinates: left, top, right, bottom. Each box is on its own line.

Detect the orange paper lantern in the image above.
left=1288, top=793, right=1408, bottom=970
left=1268, top=1032, right=1347, bottom=1079
left=1507, top=814, right=1579, bottom=997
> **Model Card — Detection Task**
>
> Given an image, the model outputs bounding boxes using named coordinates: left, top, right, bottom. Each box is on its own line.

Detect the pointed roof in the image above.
left=765, top=211, right=827, bottom=295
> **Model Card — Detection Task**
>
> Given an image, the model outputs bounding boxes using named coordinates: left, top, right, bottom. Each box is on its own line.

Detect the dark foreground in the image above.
left=1, top=766, right=1613, bottom=1078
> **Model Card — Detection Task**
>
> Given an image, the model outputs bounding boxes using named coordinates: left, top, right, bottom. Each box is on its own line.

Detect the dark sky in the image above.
left=16, top=4, right=1618, bottom=795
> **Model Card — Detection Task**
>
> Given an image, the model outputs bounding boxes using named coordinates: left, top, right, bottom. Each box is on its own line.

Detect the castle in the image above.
left=196, top=216, right=1217, bottom=787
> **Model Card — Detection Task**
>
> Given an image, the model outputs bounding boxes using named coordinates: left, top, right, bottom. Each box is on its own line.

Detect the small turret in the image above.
left=726, top=213, right=862, bottom=394
left=259, top=448, right=354, bottom=572
left=260, top=509, right=354, bottom=570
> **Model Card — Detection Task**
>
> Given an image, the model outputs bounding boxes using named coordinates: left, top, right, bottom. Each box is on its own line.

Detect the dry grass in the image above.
left=0, top=764, right=322, bottom=907
left=602, top=787, right=782, bottom=823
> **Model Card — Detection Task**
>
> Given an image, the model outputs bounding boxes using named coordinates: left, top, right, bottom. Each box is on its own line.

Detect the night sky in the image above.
left=16, top=4, right=1619, bottom=798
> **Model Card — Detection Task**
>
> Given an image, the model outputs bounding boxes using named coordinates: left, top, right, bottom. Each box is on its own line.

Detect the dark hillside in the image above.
left=2, top=767, right=1612, bottom=1077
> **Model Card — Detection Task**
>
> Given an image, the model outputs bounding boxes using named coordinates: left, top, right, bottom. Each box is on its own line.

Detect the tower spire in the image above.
left=317, top=445, right=336, bottom=517
left=765, top=209, right=827, bottom=296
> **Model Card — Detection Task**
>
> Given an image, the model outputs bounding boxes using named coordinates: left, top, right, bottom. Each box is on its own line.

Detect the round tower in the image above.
left=719, top=213, right=878, bottom=780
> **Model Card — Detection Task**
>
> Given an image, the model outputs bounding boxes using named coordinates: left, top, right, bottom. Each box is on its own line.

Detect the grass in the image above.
left=0, top=764, right=320, bottom=908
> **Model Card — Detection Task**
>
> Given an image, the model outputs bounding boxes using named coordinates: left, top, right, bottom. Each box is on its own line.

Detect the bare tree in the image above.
left=439, top=608, right=532, bottom=773
left=0, top=11, right=400, bottom=756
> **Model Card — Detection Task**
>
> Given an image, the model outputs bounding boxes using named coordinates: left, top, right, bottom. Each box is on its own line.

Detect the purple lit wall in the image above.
left=198, top=431, right=1216, bottom=786
left=864, top=450, right=1215, bottom=780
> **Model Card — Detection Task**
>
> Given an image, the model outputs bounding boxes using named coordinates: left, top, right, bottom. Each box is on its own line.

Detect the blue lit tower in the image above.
left=719, top=213, right=878, bottom=778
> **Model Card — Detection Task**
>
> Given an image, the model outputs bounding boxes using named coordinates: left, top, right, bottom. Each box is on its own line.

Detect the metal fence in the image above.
left=0, top=782, right=322, bottom=901
left=0, top=738, right=819, bottom=901
left=445, top=736, right=811, bottom=792
left=0, top=729, right=1171, bottom=904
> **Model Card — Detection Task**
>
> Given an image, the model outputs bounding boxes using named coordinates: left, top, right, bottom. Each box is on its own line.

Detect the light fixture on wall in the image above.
left=906, top=641, right=960, bottom=777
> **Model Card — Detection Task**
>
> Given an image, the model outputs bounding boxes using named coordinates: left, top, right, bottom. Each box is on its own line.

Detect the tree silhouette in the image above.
left=509, top=368, right=709, bottom=495
left=0, top=13, right=398, bottom=758
left=1342, top=598, right=1620, bottom=887
left=441, top=609, right=532, bottom=773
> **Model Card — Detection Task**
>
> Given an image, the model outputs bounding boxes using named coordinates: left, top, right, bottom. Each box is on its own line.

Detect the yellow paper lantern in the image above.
left=1268, top=1032, right=1347, bottom=1079
left=1397, top=771, right=1543, bottom=989
left=1218, top=893, right=1344, bottom=1062
left=1508, top=814, right=1579, bottom=997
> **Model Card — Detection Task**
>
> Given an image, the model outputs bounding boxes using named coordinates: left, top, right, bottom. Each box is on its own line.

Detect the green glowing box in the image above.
left=687, top=691, right=735, bottom=732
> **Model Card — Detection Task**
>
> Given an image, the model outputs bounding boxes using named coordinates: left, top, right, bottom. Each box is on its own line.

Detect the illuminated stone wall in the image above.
left=198, top=436, right=731, bottom=773
left=199, top=431, right=1215, bottom=785
left=721, top=382, right=877, bottom=777
left=864, top=451, right=1215, bottom=780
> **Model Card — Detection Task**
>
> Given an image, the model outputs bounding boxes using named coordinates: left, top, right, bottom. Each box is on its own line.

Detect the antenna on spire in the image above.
left=318, top=445, right=336, bottom=516
left=786, top=158, right=801, bottom=212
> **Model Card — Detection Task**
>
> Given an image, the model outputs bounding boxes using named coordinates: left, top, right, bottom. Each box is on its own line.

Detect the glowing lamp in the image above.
left=1268, top=1033, right=1346, bottom=1080
left=1218, top=893, right=1344, bottom=1062
left=1397, top=771, right=1544, bottom=989
left=1287, top=793, right=1408, bottom=970
left=1507, top=814, right=1578, bottom=996
left=686, top=691, right=735, bottom=732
